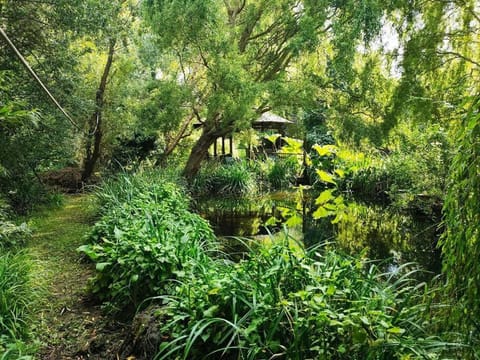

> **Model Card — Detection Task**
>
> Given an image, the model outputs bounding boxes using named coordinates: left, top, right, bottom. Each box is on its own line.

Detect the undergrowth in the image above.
left=0, top=251, right=37, bottom=359
left=80, top=170, right=459, bottom=359
left=0, top=198, right=36, bottom=359
left=79, top=170, right=217, bottom=314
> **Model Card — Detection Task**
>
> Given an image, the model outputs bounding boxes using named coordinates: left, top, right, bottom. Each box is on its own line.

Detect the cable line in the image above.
left=0, top=26, right=98, bottom=135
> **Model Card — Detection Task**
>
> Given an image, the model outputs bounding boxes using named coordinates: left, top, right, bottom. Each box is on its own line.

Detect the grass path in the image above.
left=27, top=195, right=125, bottom=359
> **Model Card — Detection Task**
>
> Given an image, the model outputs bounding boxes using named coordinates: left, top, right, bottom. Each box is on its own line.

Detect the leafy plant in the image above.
left=79, top=171, right=217, bottom=313
left=440, top=97, right=480, bottom=355
left=151, top=234, right=453, bottom=359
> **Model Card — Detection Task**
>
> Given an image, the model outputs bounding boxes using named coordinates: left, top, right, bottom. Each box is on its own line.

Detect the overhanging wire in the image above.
left=0, top=26, right=99, bottom=135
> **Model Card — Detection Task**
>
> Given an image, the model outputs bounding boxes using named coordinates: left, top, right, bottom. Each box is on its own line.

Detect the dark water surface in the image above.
left=195, top=191, right=442, bottom=278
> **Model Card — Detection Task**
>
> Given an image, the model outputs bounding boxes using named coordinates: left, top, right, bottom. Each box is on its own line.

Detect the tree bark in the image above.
left=182, top=126, right=228, bottom=179
left=81, top=38, right=116, bottom=182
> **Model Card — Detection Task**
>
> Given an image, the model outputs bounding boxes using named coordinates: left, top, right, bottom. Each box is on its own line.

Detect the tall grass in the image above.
left=0, top=251, right=36, bottom=359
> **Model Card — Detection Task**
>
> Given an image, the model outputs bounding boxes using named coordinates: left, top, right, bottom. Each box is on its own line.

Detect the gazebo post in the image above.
left=213, top=138, right=217, bottom=157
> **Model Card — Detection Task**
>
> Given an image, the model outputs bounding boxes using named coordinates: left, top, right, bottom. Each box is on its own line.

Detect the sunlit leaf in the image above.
left=312, top=144, right=337, bottom=156
left=316, top=170, right=336, bottom=184
left=285, top=214, right=302, bottom=227
left=387, top=327, right=405, bottom=334
left=315, top=189, right=335, bottom=205
left=313, top=206, right=330, bottom=219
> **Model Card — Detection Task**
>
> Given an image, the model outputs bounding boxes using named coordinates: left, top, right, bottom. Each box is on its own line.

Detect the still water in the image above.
left=195, top=191, right=442, bottom=278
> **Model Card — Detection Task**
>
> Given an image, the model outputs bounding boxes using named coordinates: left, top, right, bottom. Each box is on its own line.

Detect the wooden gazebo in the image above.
left=193, top=112, right=294, bottom=158
left=252, top=112, right=293, bottom=134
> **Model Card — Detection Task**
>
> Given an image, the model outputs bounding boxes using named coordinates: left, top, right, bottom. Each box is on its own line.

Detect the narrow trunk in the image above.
left=81, top=38, right=116, bottom=182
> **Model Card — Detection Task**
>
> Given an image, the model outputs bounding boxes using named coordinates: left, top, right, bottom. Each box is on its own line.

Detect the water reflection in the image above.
left=195, top=191, right=442, bottom=278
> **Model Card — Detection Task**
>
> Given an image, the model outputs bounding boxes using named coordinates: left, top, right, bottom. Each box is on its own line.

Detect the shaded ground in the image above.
left=27, top=195, right=128, bottom=359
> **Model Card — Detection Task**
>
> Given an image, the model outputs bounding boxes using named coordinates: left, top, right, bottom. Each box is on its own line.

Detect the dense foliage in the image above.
left=2, top=0, right=480, bottom=358
left=79, top=171, right=455, bottom=359
left=79, top=171, right=217, bottom=313
left=0, top=201, right=36, bottom=358
left=440, top=97, right=480, bottom=346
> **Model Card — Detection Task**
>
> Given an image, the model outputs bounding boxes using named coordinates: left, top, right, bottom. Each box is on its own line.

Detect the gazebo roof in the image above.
left=193, top=112, right=294, bottom=130
left=253, top=112, right=293, bottom=125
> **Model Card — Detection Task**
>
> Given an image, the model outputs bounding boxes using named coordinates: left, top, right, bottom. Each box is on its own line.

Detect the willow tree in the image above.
left=144, top=0, right=389, bottom=178
left=364, top=0, right=480, bottom=343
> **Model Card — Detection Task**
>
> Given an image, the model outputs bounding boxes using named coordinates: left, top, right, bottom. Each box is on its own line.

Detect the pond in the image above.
left=194, top=190, right=442, bottom=279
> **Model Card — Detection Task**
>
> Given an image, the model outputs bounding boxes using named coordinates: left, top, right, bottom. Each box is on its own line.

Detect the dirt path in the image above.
left=27, top=195, right=127, bottom=359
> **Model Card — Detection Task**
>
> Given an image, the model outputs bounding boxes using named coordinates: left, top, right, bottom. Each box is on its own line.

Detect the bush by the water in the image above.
left=81, top=171, right=453, bottom=359
left=192, top=159, right=258, bottom=197
left=79, top=171, right=217, bottom=312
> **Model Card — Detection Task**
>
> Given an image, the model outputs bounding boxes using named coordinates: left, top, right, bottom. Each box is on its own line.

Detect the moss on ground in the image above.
left=26, top=195, right=126, bottom=359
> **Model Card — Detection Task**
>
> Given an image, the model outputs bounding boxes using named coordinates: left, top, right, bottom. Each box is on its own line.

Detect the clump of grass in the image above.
left=0, top=251, right=37, bottom=359
left=192, top=160, right=257, bottom=197
left=266, top=156, right=299, bottom=190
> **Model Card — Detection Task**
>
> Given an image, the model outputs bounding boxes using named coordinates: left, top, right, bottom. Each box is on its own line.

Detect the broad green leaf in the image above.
left=264, top=133, right=281, bottom=145
left=316, top=170, right=336, bottom=184
left=285, top=214, right=302, bottom=227
left=315, top=189, right=335, bottom=205
left=312, top=144, right=337, bottom=156
left=313, top=206, right=330, bottom=219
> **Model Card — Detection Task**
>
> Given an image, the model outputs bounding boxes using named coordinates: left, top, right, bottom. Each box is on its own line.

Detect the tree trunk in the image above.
left=81, top=38, right=116, bottom=182
left=182, top=126, right=226, bottom=179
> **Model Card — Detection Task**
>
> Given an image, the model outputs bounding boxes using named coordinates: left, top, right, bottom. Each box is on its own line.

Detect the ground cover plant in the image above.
left=80, top=171, right=456, bottom=359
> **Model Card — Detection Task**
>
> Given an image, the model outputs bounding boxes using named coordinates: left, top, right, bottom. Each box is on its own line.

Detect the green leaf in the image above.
left=334, top=169, right=345, bottom=178
left=203, top=305, right=219, bottom=318
left=387, top=327, right=405, bottom=334
left=316, top=170, right=336, bottom=184
left=312, top=144, right=337, bottom=157
left=326, top=285, right=336, bottom=295
left=285, top=214, right=302, bottom=227
left=96, top=262, right=111, bottom=271
left=313, top=206, right=330, bottom=219
left=315, top=189, right=335, bottom=205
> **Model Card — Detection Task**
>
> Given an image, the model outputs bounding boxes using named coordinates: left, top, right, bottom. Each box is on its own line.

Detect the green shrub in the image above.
left=0, top=199, right=31, bottom=250
left=266, top=156, right=299, bottom=190
left=152, top=235, right=451, bottom=359
left=192, top=160, right=257, bottom=197
left=79, top=171, right=217, bottom=313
